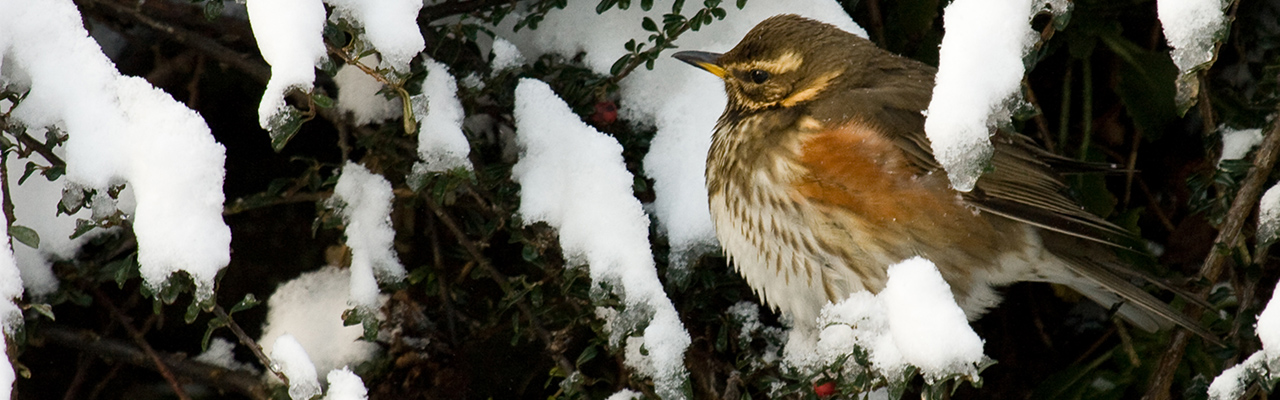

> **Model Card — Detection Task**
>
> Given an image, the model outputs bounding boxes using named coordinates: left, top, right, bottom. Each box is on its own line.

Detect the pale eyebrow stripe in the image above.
left=735, top=51, right=803, bottom=74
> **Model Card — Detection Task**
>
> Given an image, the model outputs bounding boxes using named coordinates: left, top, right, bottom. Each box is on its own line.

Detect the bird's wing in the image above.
left=870, top=103, right=1135, bottom=249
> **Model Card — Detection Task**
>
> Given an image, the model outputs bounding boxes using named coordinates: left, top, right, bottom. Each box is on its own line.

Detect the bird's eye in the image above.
left=749, top=69, right=770, bottom=84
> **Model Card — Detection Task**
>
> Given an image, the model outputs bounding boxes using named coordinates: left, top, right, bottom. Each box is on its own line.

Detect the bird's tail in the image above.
left=1037, top=236, right=1222, bottom=346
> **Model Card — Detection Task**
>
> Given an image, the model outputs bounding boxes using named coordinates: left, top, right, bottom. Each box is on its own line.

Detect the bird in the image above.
left=672, top=14, right=1217, bottom=342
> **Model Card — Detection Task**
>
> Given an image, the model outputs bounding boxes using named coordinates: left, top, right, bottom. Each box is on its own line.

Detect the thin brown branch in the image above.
left=15, top=131, right=66, bottom=168
left=325, top=43, right=417, bottom=134
left=1142, top=95, right=1280, bottom=400
left=85, top=0, right=271, bottom=84
left=0, top=153, right=16, bottom=248
left=419, top=0, right=514, bottom=21
left=89, top=288, right=193, bottom=400
left=224, top=192, right=330, bottom=216
left=1023, top=79, right=1057, bottom=153
left=421, top=196, right=578, bottom=376
left=39, top=325, right=270, bottom=400
left=213, top=305, right=291, bottom=387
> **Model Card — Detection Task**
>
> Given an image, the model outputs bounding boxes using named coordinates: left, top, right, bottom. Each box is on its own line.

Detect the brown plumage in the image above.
left=674, top=14, right=1217, bottom=341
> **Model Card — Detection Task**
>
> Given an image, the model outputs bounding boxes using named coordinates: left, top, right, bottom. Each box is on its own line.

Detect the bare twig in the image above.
left=86, top=0, right=271, bottom=84
left=419, top=0, right=513, bottom=21
left=15, top=131, right=66, bottom=167
left=40, top=325, right=270, bottom=400
left=213, top=305, right=291, bottom=386
left=0, top=152, right=15, bottom=248
left=89, top=288, right=193, bottom=400
left=1023, top=79, right=1057, bottom=153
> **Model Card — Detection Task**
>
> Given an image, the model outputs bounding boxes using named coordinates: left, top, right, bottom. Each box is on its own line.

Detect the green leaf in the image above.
left=19, top=162, right=38, bottom=185
left=1102, top=34, right=1177, bottom=136
left=736, top=0, right=746, bottom=9
left=185, top=297, right=202, bottom=324
left=642, top=17, right=658, bottom=32
left=311, top=92, right=335, bottom=108
left=610, top=54, right=633, bottom=76
left=266, top=106, right=306, bottom=152
left=407, top=267, right=431, bottom=285
left=69, top=219, right=97, bottom=240
left=42, top=165, right=64, bottom=181
left=10, top=225, right=38, bottom=249
left=640, top=0, right=652, bottom=11
left=105, top=252, right=139, bottom=288
left=711, top=7, right=726, bottom=19
left=230, top=293, right=260, bottom=314
left=202, top=316, right=229, bottom=352
left=362, top=318, right=378, bottom=341
left=26, top=303, right=54, bottom=321
left=342, top=308, right=360, bottom=326
left=617, top=0, right=630, bottom=9
left=575, top=345, right=598, bottom=367
left=203, top=0, right=223, bottom=21
left=672, top=0, right=685, bottom=13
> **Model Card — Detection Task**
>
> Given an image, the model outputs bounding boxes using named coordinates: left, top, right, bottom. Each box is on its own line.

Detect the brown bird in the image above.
left=673, top=14, right=1216, bottom=341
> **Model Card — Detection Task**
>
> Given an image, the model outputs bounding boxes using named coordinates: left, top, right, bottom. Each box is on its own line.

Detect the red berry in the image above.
left=591, top=101, right=618, bottom=126
left=813, top=381, right=837, bottom=398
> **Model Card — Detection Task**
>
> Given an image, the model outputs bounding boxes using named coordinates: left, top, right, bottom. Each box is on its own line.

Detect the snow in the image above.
left=0, top=349, right=11, bottom=400
left=0, top=204, right=20, bottom=336
left=605, top=389, right=643, bottom=400
left=270, top=334, right=322, bottom=400
left=726, top=301, right=763, bottom=343
left=1258, top=279, right=1280, bottom=359
left=880, top=257, right=985, bottom=380
left=1260, top=183, right=1280, bottom=244
left=1157, top=0, right=1230, bottom=73
left=116, top=77, right=231, bottom=300
left=322, top=368, right=369, bottom=400
left=335, top=55, right=402, bottom=125
left=495, top=0, right=866, bottom=269
left=331, top=163, right=406, bottom=309
left=259, top=265, right=381, bottom=379
left=0, top=0, right=230, bottom=301
left=1208, top=351, right=1265, bottom=400
left=6, top=152, right=82, bottom=296
left=924, top=0, right=1049, bottom=192
left=1219, top=127, right=1264, bottom=165
left=490, top=37, right=525, bottom=71
left=801, top=291, right=907, bottom=378
left=511, top=79, right=691, bottom=399
left=785, top=257, right=984, bottom=383
left=194, top=337, right=253, bottom=371
left=412, top=59, right=472, bottom=173
left=246, top=0, right=328, bottom=130
left=1, top=185, right=20, bottom=400
left=1208, top=280, right=1280, bottom=399
left=325, top=0, right=425, bottom=72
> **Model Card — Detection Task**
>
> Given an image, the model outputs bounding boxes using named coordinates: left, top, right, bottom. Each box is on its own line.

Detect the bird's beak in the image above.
left=672, top=51, right=726, bottom=78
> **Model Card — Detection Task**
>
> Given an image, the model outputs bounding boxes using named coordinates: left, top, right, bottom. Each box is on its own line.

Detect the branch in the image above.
left=15, top=131, right=66, bottom=168
left=419, top=0, right=514, bottom=21
left=89, top=288, right=193, bottom=400
left=84, top=0, right=270, bottom=84
left=420, top=196, right=578, bottom=377
left=213, top=305, right=292, bottom=386
left=38, top=325, right=270, bottom=400
left=1141, top=92, right=1280, bottom=400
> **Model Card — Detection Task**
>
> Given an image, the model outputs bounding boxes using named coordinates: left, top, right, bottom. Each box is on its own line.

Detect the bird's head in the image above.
left=673, top=14, right=882, bottom=114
